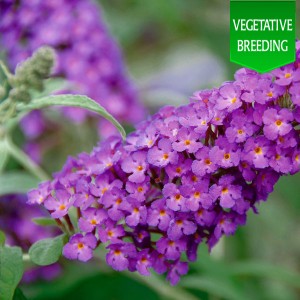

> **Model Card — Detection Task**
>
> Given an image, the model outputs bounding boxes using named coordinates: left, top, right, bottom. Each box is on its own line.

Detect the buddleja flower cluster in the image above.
left=0, top=0, right=145, bottom=139
left=29, top=43, right=300, bottom=285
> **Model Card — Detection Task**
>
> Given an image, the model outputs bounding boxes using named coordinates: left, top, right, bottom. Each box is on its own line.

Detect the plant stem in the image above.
left=6, top=137, right=50, bottom=181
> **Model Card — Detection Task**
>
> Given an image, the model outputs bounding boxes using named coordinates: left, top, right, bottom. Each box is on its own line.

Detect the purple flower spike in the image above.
left=29, top=43, right=300, bottom=285
left=63, top=233, right=97, bottom=262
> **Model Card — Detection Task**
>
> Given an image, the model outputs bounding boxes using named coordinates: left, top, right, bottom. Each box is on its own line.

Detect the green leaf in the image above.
left=231, top=261, right=300, bottom=289
left=0, top=231, right=5, bottom=246
left=17, top=94, right=126, bottom=139
left=180, top=275, right=250, bottom=300
left=29, top=234, right=65, bottom=266
left=32, top=217, right=57, bottom=227
left=0, top=172, right=39, bottom=196
left=0, top=140, right=9, bottom=173
left=0, top=246, right=24, bottom=300
left=13, top=288, right=27, bottom=300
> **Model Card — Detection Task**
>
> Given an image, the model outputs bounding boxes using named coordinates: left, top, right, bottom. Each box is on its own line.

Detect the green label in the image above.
left=230, top=0, right=296, bottom=73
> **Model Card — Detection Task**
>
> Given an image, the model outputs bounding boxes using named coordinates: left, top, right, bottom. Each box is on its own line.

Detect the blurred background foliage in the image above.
left=12, top=0, right=300, bottom=299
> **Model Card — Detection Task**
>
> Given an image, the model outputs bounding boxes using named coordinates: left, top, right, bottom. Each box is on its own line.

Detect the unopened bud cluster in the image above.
left=0, top=47, right=55, bottom=124
left=9, top=46, right=55, bottom=94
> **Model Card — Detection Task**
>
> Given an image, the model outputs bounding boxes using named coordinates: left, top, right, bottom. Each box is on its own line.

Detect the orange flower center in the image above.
left=285, top=73, right=291, bottom=78
left=241, top=162, right=248, bottom=168
left=175, top=194, right=181, bottom=201
left=159, top=210, right=166, bottom=216
left=77, top=243, right=84, bottom=249
left=275, top=120, right=282, bottom=126
left=59, top=204, right=66, bottom=211
left=254, top=147, right=262, bottom=154
left=175, top=167, right=182, bottom=173
left=136, top=165, right=143, bottom=171
left=204, top=159, right=211, bottom=165
left=163, top=153, right=169, bottom=160
left=222, top=187, right=229, bottom=194
left=141, top=257, right=148, bottom=263
left=114, top=249, right=121, bottom=255
left=194, top=191, right=201, bottom=198
left=224, top=153, right=230, bottom=160
left=185, top=140, right=191, bottom=146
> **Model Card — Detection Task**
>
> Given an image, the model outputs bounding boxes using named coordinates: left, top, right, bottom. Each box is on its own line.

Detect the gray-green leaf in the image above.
left=29, top=234, right=65, bottom=266
left=32, top=217, right=57, bottom=227
left=16, top=94, right=126, bottom=139
left=0, top=246, right=24, bottom=300
left=0, top=172, right=39, bottom=196
left=0, top=140, right=9, bottom=173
